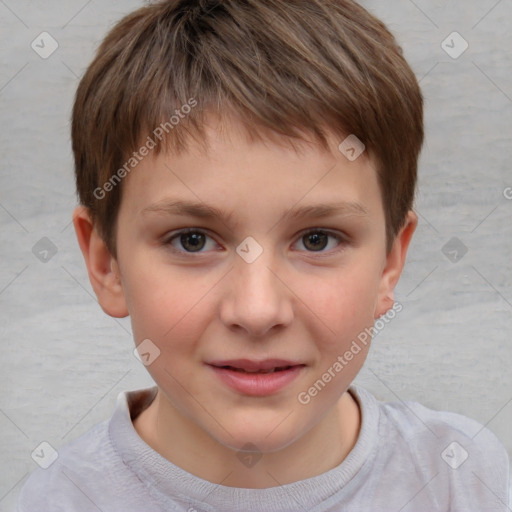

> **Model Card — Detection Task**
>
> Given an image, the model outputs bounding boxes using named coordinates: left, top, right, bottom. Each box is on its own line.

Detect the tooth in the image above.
left=230, top=367, right=283, bottom=373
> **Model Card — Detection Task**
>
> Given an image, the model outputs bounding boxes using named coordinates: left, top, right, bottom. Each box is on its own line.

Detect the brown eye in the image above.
left=294, top=230, right=345, bottom=253
left=303, top=232, right=329, bottom=251
left=165, top=229, right=217, bottom=254
left=179, top=232, right=206, bottom=252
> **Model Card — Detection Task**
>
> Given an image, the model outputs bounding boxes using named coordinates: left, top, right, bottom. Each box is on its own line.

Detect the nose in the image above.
left=219, top=250, right=294, bottom=338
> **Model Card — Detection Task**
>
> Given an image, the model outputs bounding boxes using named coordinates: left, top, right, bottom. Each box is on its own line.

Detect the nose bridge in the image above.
left=220, top=244, right=293, bottom=336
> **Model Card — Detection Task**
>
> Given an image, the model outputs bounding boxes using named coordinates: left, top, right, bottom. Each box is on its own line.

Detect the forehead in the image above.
left=120, top=114, right=383, bottom=226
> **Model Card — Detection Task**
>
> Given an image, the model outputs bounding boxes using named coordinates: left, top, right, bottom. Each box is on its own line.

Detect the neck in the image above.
left=133, top=389, right=360, bottom=488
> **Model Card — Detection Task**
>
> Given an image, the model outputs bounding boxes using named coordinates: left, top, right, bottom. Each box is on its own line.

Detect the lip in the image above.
left=206, top=359, right=306, bottom=396
left=207, top=358, right=303, bottom=371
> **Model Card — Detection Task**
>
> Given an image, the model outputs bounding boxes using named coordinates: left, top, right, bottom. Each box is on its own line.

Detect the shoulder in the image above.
left=352, top=386, right=511, bottom=510
left=380, top=393, right=508, bottom=464
left=17, top=419, right=114, bottom=512
left=17, top=387, right=160, bottom=512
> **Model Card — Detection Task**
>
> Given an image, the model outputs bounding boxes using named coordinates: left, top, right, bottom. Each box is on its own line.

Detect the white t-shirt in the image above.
left=17, top=385, right=511, bottom=511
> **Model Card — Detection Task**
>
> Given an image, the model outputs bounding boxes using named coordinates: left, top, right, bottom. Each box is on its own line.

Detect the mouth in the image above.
left=207, top=358, right=305, bottom=373
left=213, top=364, right=299, bottom=374
left=206, top=359, right=306, bottom=396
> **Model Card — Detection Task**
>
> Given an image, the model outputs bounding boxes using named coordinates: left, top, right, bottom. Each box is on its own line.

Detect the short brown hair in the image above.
left=72, top=0, right=423, bottom=258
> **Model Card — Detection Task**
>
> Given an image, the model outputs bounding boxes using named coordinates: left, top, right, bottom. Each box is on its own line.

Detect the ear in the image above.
left=72, top=206, right=129, bottom=318
left=374, top=210, right=417, bottom=319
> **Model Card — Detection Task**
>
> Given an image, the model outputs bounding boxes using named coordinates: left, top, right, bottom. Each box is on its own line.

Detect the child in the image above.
left=17, top=0, right=510, bottom=510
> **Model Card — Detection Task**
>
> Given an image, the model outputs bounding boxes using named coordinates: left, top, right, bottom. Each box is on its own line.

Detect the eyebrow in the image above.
left=140, top=198, right=368, bottom=227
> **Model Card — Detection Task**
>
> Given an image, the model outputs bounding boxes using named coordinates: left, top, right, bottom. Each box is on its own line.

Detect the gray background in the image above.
left=1, top=0, right=511, bottom=509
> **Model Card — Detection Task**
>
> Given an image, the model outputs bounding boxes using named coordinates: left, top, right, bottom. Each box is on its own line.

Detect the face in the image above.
left=100, top=115, right=409, bottom=454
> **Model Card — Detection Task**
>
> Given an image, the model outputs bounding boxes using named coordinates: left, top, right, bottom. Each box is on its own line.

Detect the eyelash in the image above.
left=162, top=228, right=348, bottom=256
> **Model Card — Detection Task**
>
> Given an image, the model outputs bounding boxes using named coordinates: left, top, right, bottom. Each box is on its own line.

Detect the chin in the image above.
left=210, top=420, right=306, bottom=455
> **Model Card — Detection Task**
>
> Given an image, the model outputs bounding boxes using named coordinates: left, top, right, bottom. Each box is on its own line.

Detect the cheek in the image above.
left=123, top=262, right=218, bottom=345
left=294, top=264, right=380, bottom=344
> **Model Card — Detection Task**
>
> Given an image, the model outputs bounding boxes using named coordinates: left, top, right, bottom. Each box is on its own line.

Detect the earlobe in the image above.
left=374, top=210, right=417, bottom=319
left=72, top=206, right=129, bottom=318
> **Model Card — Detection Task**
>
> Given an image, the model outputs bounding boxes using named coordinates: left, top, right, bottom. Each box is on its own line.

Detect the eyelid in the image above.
left=163, top=228, right=220, bottom=255
left=163, top=227, right=348, bottom=255
left=291, top=228, right=348, bottom=253
left=296, top=227, right=347, bottom=240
